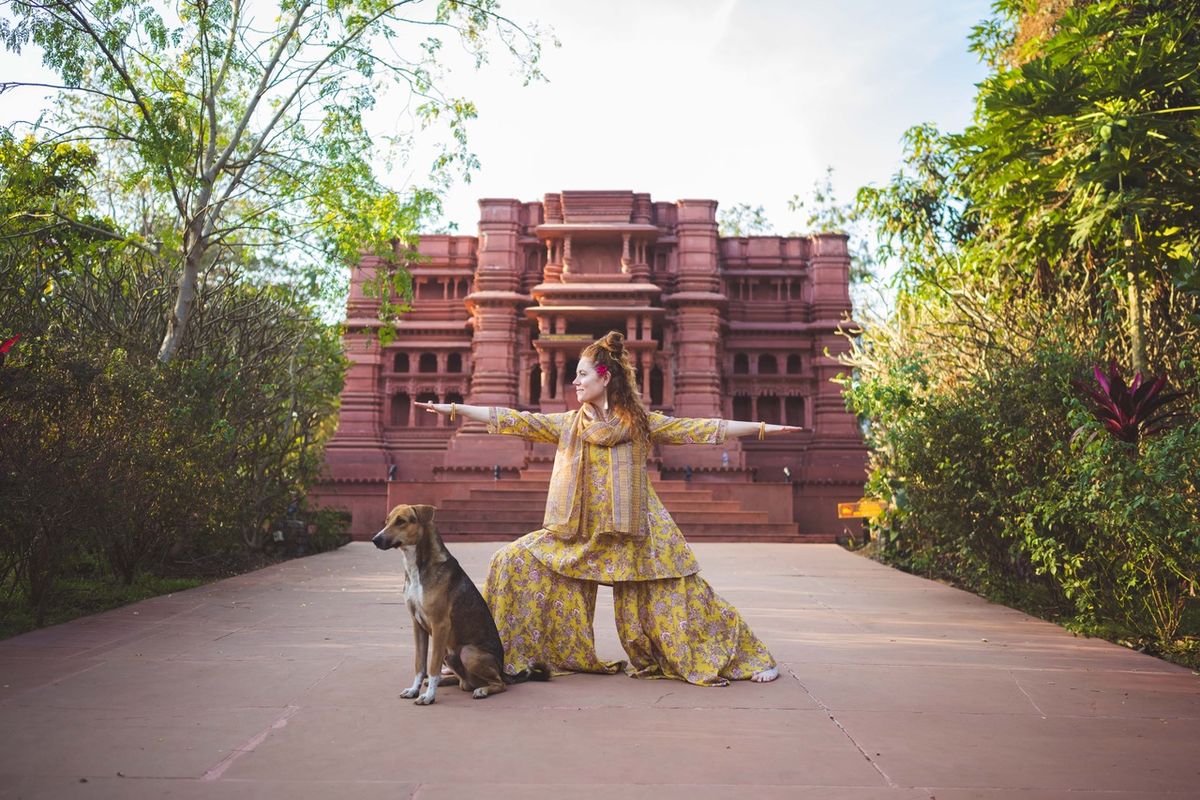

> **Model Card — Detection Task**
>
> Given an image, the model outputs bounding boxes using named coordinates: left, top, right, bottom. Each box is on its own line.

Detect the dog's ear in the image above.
left=412, top=505, right=436, bottom=526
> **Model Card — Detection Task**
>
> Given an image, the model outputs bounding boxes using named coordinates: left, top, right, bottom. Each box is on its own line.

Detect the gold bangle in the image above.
left=758, top=421, right=766, bottom=440
left=450, top=402, right=456, bottom=422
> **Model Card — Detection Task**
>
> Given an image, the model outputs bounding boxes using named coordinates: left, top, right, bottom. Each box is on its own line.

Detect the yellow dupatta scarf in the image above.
left=542, top=403, right=650, bottom=540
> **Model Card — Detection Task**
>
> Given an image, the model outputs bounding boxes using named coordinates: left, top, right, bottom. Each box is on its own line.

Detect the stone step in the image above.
left=504, top=475, right=710, bottom=489
left=440, top=531, right=832, bottom=544
left=428, top=476, right=800, bottom=541
left=461, top=487, right=718, bottom=503
left=440, top=497, right=749, bottom=515
left=439, top=510, right=768, bottom=527
left=437, top=521, right=801, bottom=537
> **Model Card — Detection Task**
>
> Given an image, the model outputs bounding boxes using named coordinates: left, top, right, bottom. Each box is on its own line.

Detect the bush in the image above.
left=0, top=133, right=349, bottom=631
left=847, top=340, right=1200, bottom=664
left=1052, top=391, right=1200, bottom=650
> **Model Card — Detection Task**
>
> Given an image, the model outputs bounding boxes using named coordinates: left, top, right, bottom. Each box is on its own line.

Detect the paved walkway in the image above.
left=1, top=543, right=1197, bottom=799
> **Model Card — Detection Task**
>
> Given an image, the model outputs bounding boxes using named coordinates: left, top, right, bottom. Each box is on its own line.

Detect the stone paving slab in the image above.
left=1, top=543, right=1197, bottom=799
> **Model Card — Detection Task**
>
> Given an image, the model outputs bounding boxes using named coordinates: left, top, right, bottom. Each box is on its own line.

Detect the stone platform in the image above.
left=0, top=543, right=1196, bottom=798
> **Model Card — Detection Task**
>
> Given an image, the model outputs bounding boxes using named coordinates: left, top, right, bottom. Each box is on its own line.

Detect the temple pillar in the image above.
left=810, top=232, right=853, bottom=322
left=319, top=255, right=395, bottom=535
left=537, top=348, right=552, bottom=404
left=640, top=351, right=651, bottom=401
left=797, top=232, right=865, bottom=488
left=537, top=350, right=567, bottom=412
left=445, top=198, right=531, bottom=470
left=662, top=199, right=731, bottom=469
left=554, top=351, right=566, bottom=397
left=543, top=239, right=562, bottom=283
left=324, top=256, right=390, bottom=475
left=630, top=239, right=650, bottom=282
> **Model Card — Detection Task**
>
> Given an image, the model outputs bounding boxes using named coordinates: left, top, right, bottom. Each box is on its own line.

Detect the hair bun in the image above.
left=598, top=331, right=625, bottom=356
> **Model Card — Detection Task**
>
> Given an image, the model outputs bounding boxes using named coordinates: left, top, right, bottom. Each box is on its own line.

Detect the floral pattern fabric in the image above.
left=613, top=574, right=775, bottom=686
left=486, top=407, right=724, bottom=582
left=483, top=540, right=776, bottom=686
left=482, top=406, right=775, bottom=686
left=482, top=544, right=624, bottom=677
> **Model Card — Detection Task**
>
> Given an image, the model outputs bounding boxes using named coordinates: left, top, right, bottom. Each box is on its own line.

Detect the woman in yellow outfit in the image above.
left=417, top=331, right=799, bottom=686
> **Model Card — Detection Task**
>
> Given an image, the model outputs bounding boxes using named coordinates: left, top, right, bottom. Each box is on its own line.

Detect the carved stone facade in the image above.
left=318, top=190, right=866, bottom=537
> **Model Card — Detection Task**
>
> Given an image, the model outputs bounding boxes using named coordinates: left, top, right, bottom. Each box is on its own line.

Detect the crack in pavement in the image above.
left=784, top=662, right=898, bottom=789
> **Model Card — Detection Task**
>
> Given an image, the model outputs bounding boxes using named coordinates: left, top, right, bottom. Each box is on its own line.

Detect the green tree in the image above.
left=861, top=0, right=1200, bottom=372
left=1, top=0, right=548, bottom=361
left=790, top=166, right=878, bottom=286
left=1, top=129, right=349, bottom=617
left=716, top=202, right=770, bottom=237
left=843, top=0, right=1200, bottom=665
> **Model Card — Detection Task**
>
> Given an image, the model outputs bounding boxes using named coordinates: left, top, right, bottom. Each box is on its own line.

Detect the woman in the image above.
left=417, top=331, right=800, bottom=686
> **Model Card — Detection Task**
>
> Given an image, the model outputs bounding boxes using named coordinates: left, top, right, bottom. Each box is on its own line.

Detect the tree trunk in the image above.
left=1127, top=271, right=1146, bottom=375
left=157, top=220, right=206, bottom=363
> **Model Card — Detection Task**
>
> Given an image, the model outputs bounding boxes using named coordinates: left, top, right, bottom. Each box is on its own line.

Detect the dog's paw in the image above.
left=413, top=694, right=436, bottom=705
left=399, top=687, right=419, bottom=699
left=472, top=688, right=490, bottom=699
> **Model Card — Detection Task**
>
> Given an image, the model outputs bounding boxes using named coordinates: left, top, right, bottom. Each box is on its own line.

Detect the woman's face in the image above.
left=573, top=356, right=611, bottom=407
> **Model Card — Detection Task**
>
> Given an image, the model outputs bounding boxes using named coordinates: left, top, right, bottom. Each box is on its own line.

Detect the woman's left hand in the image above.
left=768, top=424, right=806, bottom=434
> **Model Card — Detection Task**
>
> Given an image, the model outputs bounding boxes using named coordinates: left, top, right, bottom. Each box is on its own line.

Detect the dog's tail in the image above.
left=503, top=662, right=551, bottom=684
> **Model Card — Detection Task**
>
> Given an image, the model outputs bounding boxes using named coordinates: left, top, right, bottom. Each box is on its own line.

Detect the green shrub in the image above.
left=847, top=341, right=1199, bottom=663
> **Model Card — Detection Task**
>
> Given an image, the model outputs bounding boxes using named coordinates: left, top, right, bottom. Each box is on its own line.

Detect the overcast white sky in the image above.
left=1, top=0, right=994, bottom=235
left=400, top=0, right=996, bottom=233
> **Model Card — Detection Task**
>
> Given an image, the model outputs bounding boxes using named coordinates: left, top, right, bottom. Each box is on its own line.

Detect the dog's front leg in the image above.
left=415, top=627, right=449, bottom=705
left=400, top=622, right=429, bottom=699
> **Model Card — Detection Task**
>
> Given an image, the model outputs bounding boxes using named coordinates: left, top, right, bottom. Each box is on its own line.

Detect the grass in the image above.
left=0, top=533, right=351, bottom=642
left=1, top=537, right=350, bottom=642
left=0, top=573, right=206, bottom=640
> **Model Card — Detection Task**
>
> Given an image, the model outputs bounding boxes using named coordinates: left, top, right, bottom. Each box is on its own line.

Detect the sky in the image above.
left=0, top=0, right=995, bottom=236
left=386, top=0, right=996, bottom=234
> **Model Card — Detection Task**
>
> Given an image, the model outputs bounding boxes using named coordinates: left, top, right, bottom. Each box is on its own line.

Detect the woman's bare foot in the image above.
left=751, top=666, right=779, bottom=683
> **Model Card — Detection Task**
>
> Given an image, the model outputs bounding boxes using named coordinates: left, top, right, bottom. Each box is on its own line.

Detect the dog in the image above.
left=372, top=504, right=549, bottom=705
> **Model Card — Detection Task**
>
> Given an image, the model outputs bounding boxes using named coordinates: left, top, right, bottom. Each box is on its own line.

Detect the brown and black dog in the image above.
left=373, top=504, right=549, bottom=705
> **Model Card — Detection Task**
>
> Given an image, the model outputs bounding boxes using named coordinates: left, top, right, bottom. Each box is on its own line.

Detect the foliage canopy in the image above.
left=1, top=0, right=548, bottom=358
left=845, top=0, right=1200, bottom=664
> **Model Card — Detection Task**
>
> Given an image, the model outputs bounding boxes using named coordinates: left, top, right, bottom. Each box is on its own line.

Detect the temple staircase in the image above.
left=434, top=457, right=834, bottom=543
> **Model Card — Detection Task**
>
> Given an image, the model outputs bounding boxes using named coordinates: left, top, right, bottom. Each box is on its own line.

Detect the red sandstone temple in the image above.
left=316, top=190, right=866, bottom=542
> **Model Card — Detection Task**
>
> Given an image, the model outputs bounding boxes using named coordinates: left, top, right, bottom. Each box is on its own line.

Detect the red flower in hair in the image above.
left=594, top=364, right=608, bottom=377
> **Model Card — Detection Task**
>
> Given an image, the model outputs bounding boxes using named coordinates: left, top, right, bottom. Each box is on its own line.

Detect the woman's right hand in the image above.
left=416, top=402, right=450, bottom=415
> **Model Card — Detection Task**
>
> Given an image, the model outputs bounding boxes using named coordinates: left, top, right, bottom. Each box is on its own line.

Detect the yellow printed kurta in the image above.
left=485, top=408, right=727, bottom=582
left=482, top=407, right=775, bottom=686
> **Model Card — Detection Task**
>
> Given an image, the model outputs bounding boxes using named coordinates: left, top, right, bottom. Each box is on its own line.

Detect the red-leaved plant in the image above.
left=1073, top=361, right=1183, bottom=445
left=0, top=333, right=19, bottom=367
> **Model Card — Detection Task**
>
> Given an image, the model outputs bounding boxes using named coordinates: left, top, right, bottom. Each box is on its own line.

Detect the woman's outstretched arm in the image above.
left=724, top=420, right=806, bottom=438
left=649, top=413, right=805, bottom=445
left=417, top=402, right=566, bottom=443
left=415, top=402, right=489, bottom=423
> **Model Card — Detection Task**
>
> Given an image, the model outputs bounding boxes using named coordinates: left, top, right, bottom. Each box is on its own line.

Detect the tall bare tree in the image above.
left=2, top=0, right=548, bottom=360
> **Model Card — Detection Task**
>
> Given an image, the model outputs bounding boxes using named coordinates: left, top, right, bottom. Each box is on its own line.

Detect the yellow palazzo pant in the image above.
left=483, top=539, right=776, bottom=687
